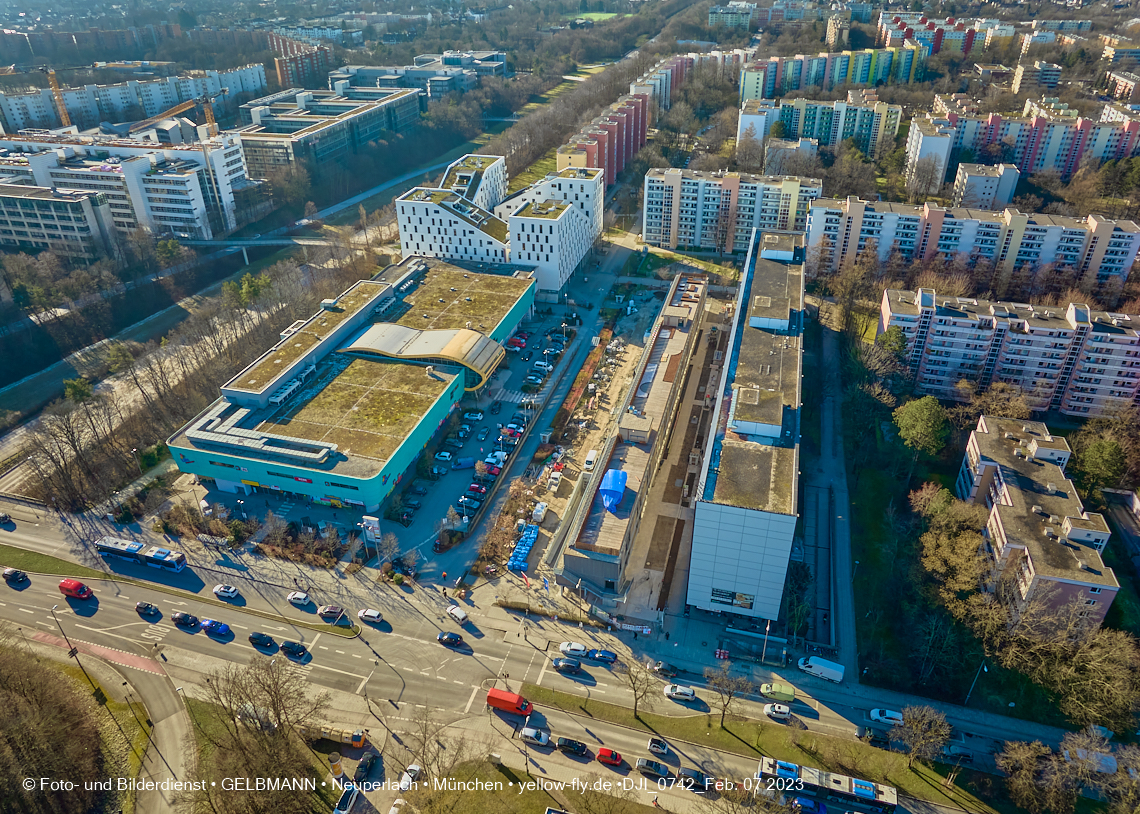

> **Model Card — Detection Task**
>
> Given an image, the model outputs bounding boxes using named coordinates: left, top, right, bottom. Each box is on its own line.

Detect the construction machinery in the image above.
left=127, top=89, right=227, bottom=136
left=38, top=67, right=70, bottom=127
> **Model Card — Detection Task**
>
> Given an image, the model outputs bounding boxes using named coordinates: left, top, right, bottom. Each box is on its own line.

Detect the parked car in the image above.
left=249, top=632, right=274, bottom=647
left=398, top=765, right=422, bottom=792
left=477, top=427, right=491, bottom=441
left=212, top=584, right=238, bottom=598
left=443, top=438, right=464, bottom=452
left=521, top=351, right=532, bottom=361
left=587, top=649, right=618, bottom=664
left=557, top=737, right=588, bottom=755
left=335, top=785, right=359, bottom=814
left=870, top=709, right=904, bottom=726
left=457, top=426, right=471, bottom=441
left=597, top=748, right=623, bottom=767
left=463, top=411, right=484, bottom=421
left=525, top=375, right=544, bottom=386
left=552, top=657, right=581, bottom=674
left=280, top=641, right=307, bottom=658
left=172, top=612, right=198, bottom=627
left=648, top=660, right=678, bottom=677
left=457, top=496, right=482, bottom=510
left=636, top=758, right=669, bottom=778
left=358, top=608, right=383, bottom=623
left=560, top=642, right=588, bottom=657
left=354, top=753, right=377, bottom=783
left=519, top=727, right=550, bottom=747
left=467, top=483, right=487, bottom=494
left=404, top=499, right=422, bottom=511
left=765, top=703, right=792, bottom=720
left=408, top=485, right=428, bottom=496
left=288, top=591, right=310, bottom=606
left=318, top=605, right=344, bottom=619
left=677, top=768, right=710, bottom=793
left=664, top=685, right=696, bottom=701
left=485, top=465, right=501, bottom=475
left=135, top=602, right=159, bottom=615
left=856, top=726, right=890, bottom=749
left=434, top=451, right=453, bottom=462
left=490, top=400, right=502, bottom=414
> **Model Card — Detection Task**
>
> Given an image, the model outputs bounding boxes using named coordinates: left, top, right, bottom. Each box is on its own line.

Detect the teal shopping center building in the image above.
left=168, top=258, right=535, bottom=512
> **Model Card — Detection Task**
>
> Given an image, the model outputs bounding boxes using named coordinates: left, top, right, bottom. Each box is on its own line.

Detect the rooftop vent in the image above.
left=1004, top=432, right=1015, bottom=439
left=1047, top=482, right=1056, bottom=493
left=426, top=366, right=434, bottom=376
left=1076, top=558, right=1087, bottom=571
left=1032, top=505, right=1044, bottom=515
left=1050, top=515, right=1062, bottom=524
left=1044, top=528, right=1057, bottom=538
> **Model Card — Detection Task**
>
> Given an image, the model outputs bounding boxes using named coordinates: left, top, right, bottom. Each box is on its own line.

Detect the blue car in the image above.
left=793, top=798, right=827, bottom=814
left=588, top=649, right=618, bottom=664
left=201, top=619, right=230, bottom=636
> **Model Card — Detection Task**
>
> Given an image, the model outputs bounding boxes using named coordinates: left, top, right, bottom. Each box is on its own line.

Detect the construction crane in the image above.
left=127, top=89, right=227, bottom=137
left=38, top=67, right=70, bottom=127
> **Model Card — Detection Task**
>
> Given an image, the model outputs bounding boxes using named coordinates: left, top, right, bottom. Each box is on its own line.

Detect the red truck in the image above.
left=487, top=688, right=532, bottom=715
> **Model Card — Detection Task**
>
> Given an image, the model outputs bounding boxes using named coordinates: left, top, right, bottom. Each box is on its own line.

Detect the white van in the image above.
left=584, top=449, right=599, bottom=472
left=446, top=605, right=469, bottom=625
left=532, top=502, right=549, bottom=523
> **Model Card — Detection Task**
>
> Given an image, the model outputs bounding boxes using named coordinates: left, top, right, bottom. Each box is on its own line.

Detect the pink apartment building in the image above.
left=878, top=289, right=1140, bottom=416
left=957, top=416, right=1117, bottom=627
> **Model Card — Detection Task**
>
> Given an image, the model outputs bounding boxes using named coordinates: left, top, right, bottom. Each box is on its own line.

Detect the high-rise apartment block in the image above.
left=739, top=45, right=926, bottom=99
left=737, top=99, right=782, bottom=142
left=905, top=96, right=1140, bottom=185
left=952, top=163, right=1019, bottom=208
left=643, top=169, right=821, bottom=253
left=879, top=289, right=1140, bottom=416
left=956, top=416, right=1117, bottom=627
left=397, top=154, right=601, bottom=293
left=826, top=16, right=851, bottom=49
left=773, top=97, right=902, bottom=158
left=709, top=2, right=756, bottom=28
left=0, top=65, right=266, bottom=132
left=1012, top=61, right=1062, bottom=94
left=268, top=33, right=332, bottom=88
left=1106, top=70, right=1140, bottom=103
left=808, top=198, right=1140, bottom=288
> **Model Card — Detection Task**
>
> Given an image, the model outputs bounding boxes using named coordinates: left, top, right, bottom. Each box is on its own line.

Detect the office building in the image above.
left=0, top=184, right=116, bottom=259
left=904, top=99, right=1140, bottom=185
left=398, top=155, right=601, bottom=293
left=952, top=163, right=1020, bottom=208
left=1012, top=61, right=1062, bottom=94
left=558, top=271, right=707, bottom=604
left=0, top=64, right=266, bottom=132
left=739, top=45, right=927, bottom=99
left=764, top=138, right=818, bottom=174
left=880, top=289, right=1140, bottom=416
left=775, top=97, right=902, bottom=158
left=956, top=416, right=1117, bottom=626
left=237, top=88, right=421, bottom=179
left=0, top=133, right=255, bottom=239
left=807, top=198, right=1140, bottom=288
left=168, top=260, right=535, bottom=512
left=329, top=52, right=507, bottom=99
left=1106, top=70, right=1140, bottom=103
left=643, top=169, right=821, bottom=253
left=268, top=33, right=332, bottom=88
left=688, top=231, right=804, bottom=621
left=709, top=2, right=756, bottom=29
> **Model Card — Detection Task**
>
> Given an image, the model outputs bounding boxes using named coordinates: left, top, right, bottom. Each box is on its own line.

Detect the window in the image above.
left=1089, top=587, right=1102, bottom=594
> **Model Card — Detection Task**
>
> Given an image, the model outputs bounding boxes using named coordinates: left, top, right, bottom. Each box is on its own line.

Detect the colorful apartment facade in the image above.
left=739, top=44, right=926, bottom=99
left=879, top=289, right=1140, bottom=416
left=774, top=97, right=902, bottom=158
left=643, top=169, right=821, bottom=253
left=956, top=416, right=1117, bottom=627
left=808, top=198, right=1140, bottom=288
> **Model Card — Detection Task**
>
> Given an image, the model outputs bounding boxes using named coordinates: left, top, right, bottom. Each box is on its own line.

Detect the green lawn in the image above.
left=523, top=684, right=1034, bottom=814
left=509, top=148, right=559, bottom=192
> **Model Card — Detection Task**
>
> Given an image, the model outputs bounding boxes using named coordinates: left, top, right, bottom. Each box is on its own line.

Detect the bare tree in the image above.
left=703, top=661, right=755, bottom=727
left=890, top=705, right=951, bottom=768
left=377, top=531, right=401, bottom=563
left=907, top=155, right=945, bottom=203
left=615, top=660, right=657, bottom=719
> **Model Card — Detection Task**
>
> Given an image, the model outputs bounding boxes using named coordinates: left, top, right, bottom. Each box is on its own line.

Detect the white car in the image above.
left=387, top=800, right=407, bottom=814
left=287, top=591, right=310, bottom=605
left=559, top=641, right=588, bottom=657
left=213, top=584, right=238, bottom=598
left=446, top=605, right=469, bottom=624
left=398, top=764, right=422, bottom=791
left=434, top=451, right=453, bottom=462
left=764, top=703, right=792, bottom=720
left=664, top=684, right=696, bottom=701
left=870, top=708, right=904, bottom=726
left=358, top=608, right=383, bottom=623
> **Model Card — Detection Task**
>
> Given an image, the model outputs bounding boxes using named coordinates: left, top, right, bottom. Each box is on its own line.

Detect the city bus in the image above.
left=755, top=758, right=897, bottom=814
left=95, top=536, right=187, bottom=573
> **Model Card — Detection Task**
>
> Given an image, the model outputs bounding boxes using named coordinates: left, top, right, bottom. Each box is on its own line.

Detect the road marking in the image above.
left=356, top=671, right=372, bottom=695
left=318, top=646, right=328, bottom=650
left=231, top=624, right=248, bottom=630
left=453, top=680, right=464, bottom=685
left=18, top=608, right=33, bottom=614
left=536, top=656, right=550, bottom=685
left=308, top=633, right=322, bottom=648
left=463, top=685, right=481, bottom=714
left=335, top=650, right=345, bottom=654
left=352, top=654, right=361, bottom=658
left=420, top=672, right=431, bottom=677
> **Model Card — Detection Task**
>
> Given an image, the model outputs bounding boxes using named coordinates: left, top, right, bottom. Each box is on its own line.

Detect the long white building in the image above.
left=806, top=197, right=1140, bottom=288
left=0, top=65, right=266, bottom=133
left=0, top=133, right=256, bottom=238
left=642, top=169, right=822, bottom=253
left=397, top=154, right=599, bottom=293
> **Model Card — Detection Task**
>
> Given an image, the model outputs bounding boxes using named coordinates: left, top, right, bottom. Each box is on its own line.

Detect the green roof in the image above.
left=514, top=200, right=571, bottom=220
left=394, top=266, right=532, bottom=332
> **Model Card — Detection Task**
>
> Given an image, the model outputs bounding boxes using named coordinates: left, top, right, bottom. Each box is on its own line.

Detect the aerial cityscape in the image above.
left=2, top=0, right=1140, bottom=813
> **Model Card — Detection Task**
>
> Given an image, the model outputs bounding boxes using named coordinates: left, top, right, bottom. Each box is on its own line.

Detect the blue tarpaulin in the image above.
left=600, top=469, right=627, bottom=512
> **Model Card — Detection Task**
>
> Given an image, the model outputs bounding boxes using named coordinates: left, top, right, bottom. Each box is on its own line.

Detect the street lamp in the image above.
left=561, top=322, right=568, bottom=341
left=852, top=560, right=860, bottom=581
left=131, top=448, right=142, bottom=475
left=964, top=661, right=988, bottom=706
left=50, top=605, right=96, bottom=690
left=237, top=499, right=246, bottom=519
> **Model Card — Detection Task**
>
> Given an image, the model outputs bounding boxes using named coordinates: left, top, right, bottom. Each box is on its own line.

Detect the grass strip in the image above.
left=522, top=684, right=1026, bottom=814
left=0, top=542, right=359, bottom=638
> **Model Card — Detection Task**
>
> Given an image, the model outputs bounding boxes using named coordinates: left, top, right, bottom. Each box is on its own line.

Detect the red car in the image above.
left=508, top=338, right=526, bottom=348
left=467, top=483, right=488, bottom=494
left=597, top=748, right=623, bottom=767
left=516, top=331, right=530, bottom=339
left=486, top=465, right=501, bottom=475
left=501, top=428, right=521, bottom=438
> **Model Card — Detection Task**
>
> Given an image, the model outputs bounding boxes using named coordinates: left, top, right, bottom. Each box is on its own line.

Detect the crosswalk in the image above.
left=276, top=499, right=299, bottom=518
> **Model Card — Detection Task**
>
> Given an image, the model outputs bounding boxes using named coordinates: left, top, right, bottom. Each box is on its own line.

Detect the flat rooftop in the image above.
left=441, top=154, right=499, bottom=195
left=393, top=264, right=531, bottom=331
left=514, top=200, right=572, bottom=220
left=975, top=417, right=1117, bottom=587
left=0, top=184, right=96, bottom=202
left=812, top=198, right=1140, bottom=234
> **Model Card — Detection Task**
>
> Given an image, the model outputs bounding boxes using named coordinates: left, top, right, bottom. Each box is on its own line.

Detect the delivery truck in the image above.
left=797, top=656, right=844, bottom=683
left=487, top=688, right=533, bottom=715
left=760, top=682, right=796, bottom=703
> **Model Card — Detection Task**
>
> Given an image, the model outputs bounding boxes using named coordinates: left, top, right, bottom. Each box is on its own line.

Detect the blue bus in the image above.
left=96, top=536, right=187, bottom=573
left=754, top=758, right=897, bottom=814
